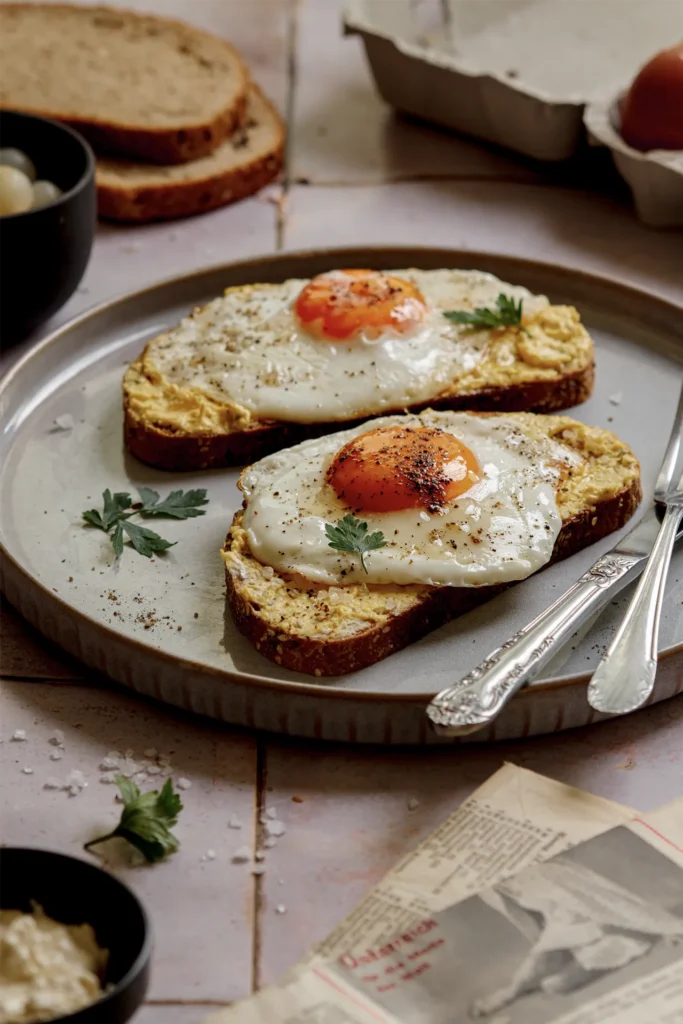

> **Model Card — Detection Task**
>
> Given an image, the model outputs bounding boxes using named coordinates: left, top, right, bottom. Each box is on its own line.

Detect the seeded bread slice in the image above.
left=124, top=297, right=594, bottom=470
left=96, top=84, right=284, bottom=222
left=221, top=413, right=641, bottom=677
left=0, top=3, right=248, bottom=164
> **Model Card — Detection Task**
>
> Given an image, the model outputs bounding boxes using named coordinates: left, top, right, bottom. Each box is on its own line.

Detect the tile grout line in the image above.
left=288, top=175, right=609, bottom=190
left=250, top=736, right=268, bottom=994
left=143, top=1000, right=232, bottom=1007
left=276, top=0, right=300, bottom=249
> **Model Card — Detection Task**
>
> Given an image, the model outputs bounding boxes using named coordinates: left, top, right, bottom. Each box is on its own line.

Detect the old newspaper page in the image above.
left=205, top=764, right=644, bottom=1023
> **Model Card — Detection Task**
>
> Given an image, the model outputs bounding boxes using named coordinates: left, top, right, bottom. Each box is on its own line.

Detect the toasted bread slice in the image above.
left=0, top=4, right=247, bottom=164
left=97, top=84, right=283, bottom=222
left=221, top=413, right=641, bottom=677
left=123, top=272, right=595, bottom=470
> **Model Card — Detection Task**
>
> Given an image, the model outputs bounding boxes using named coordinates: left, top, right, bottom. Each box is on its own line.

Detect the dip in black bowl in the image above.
left=0, top=847, right=151, bottom=1023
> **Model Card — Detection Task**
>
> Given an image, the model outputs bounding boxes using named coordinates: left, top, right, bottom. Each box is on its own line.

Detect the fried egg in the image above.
left=149, top=269, right=547, bottom=424
left=240, top=411, right=582, bottom=587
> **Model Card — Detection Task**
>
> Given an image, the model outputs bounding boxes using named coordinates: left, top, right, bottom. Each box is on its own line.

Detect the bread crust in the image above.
left=223, top=455, right=642, bottom=677
left=0, top=3, right=249, bottom=164
left=124, top=360, right=594, bottom=471
left=96, top=85, right=284, bottom=221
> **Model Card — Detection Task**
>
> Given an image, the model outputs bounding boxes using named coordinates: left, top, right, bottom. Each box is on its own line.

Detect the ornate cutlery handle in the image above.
left=427, top=552, right=641, bottom=737
left=588, top=501, right=683, bottom=716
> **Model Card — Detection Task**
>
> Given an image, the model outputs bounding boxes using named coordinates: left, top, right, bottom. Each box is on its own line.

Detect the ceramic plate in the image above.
left=1, top=248, right=682, bottom=743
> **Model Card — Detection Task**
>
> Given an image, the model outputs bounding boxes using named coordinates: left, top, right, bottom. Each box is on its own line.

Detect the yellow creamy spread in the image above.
left=0, top=908, right=107, bottom=1024
left=124, top=354, right=251, bottom=435
left=123, top=272, right=593, bottom=437
left=220, top=415, right=639, bottom=643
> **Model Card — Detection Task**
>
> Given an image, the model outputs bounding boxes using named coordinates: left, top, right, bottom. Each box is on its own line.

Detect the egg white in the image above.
left=149, top=270, right=548, bottom=424
left=240, top=411, right=582, bottom=587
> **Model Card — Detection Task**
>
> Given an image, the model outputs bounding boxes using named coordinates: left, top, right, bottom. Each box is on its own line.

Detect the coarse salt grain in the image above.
left=264, top=837, right=277, bottom=849
left=68, top=770, right=87, bottom=788
left=50, top=752, right=63, bottom=761
left=99, top=757, right=119, bottom=770
left=231, top=846, right=251, bottom=864
left=12, top=730, right=26, bottom=742
left=144, top=748, right=157, bottom=758
left=252, top=865, right=266, bottom=876
left=202, top=849, right=217, bottom=862
left=146, top=765, right=162, bottom=776
left=49, top=731, right=65, bottom=746
left=53, top=413, right=75, bottom=431
left=100, top=775, right=116, bottom=784
left=228, top=814, right=243, bottom=830
left=124, top=749, right=134, bottom=759
left=275, top=904, right=286, bottom=915
left=608, top=392, right=623, bottom=406
left=255, top=850, right=265, bottom=862
left=22, top=767, right=34, bottom=774
left=265, top=807, right=277, bottom=820
left=407, top=798, right=420, bottom=811
left=44, top=778, right=61, bottom=790
left=265, top=820, right=286, bottom=838
left=177, top=778, right=191, bottom=790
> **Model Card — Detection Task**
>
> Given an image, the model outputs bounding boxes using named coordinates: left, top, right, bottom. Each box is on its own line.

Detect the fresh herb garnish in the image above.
left=443, top=293, right=528, bottom=333
left=325, top=514, right=387, bottom=574
left=84, top=776, right=183, bottom=863
left=82, top=487, right=208, bottom=558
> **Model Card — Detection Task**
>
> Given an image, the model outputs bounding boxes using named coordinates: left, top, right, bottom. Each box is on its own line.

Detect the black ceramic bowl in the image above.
left=0, top=848, right=151, bottom=1023
left=0, top=111, right=96, bottom=343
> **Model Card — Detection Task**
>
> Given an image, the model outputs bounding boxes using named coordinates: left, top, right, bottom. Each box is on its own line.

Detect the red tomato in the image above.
left=621, top=43, right=683, bottom=151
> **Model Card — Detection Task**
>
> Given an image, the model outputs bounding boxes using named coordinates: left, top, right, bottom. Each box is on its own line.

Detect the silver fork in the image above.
left=587, top=462, right=683, bottom=715
left=427, top=383, right=683, bottom=737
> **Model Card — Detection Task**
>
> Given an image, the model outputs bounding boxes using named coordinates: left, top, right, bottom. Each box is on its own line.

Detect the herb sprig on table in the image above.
left=325, top=514, right=387, bottom=574
left=82, top=487, right=209, bottom=558
left=443, top=293, right=529, bottom=334
left=85, top=776, right=183, bottom=863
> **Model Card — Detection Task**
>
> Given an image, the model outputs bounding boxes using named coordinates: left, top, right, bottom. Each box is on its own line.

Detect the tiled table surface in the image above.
left=1, top=2, right=682, bottom=1021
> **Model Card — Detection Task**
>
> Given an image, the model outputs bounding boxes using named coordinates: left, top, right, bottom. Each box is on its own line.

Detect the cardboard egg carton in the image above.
left=344, top=0, right=683, bottom=167
left=585, top=96, right=683, bottom=229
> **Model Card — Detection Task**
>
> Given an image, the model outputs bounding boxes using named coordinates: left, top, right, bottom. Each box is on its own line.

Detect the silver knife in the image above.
left=427, top=509, right=683, bottom=737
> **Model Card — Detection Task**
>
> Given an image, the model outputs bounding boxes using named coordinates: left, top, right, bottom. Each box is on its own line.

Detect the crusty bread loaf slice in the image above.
left=0, top=3, right=248, bottom=164
left=123, top=280, right=594, bottom=470
left=221, top=413, right=641, bottom=677
left=97, top=84, right=283, bottom=221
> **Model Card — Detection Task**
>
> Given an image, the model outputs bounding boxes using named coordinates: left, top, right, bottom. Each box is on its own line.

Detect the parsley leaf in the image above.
left=137, top=486, right=209, bottom=519
left=121, top=521, right=176, bottom=558
left=443, top=293, right=528, bottom=333
left=111, top=521, right=125, bottom=558
left=82, top=490, right=132, bottom=532
left=82, top=487, right=208, bottom=559
left=85, top=776, right=183, bottom=864
left=325, top=514, right=387, bottom=574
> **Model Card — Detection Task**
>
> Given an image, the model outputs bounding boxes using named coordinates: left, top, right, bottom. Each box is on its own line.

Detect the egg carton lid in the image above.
left=584, top=95, right=683, bottom=229
left=344, top=0, right=683, bottom=162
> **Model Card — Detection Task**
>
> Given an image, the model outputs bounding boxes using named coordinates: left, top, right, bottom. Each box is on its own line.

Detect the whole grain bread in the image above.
left=0, top=3, right=248, bottom=164
left=221, top=413, right=641, bottom=676
left=97, top=84, right=283, bottom=221
left=123, top=281, right=594, bottom=470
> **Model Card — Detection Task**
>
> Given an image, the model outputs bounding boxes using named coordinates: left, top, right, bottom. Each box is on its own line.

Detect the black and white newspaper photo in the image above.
left=333, top=826, right=683, bottom=1024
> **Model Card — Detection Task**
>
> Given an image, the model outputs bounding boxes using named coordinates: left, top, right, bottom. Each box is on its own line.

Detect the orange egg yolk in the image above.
left=327, top=425, right=481, bottom=514
left=294, top=269, right=427, bottom=341
left=621, top=43, right=683, bottom=151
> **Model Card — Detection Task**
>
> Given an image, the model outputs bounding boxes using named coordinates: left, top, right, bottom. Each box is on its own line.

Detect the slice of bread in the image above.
left=0, top=4, right=248, bottom=164
left=97, top=84, right=284, bottom=221
left=123, top=273, right=594, bottom=470
left=221, top=412, right=641, bottom=677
